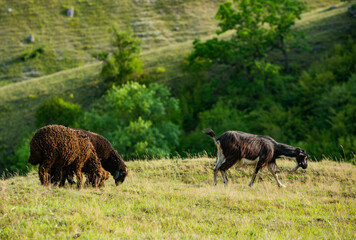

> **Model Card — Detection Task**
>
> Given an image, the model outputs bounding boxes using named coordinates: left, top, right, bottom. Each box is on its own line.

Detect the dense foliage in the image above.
left=81, top=82, right=180, bottom=159
left=101, top=28, right=142, bottom=87
left=35, top=97, right=82, bottom=128
left=190, top=0, right=306, bottom=74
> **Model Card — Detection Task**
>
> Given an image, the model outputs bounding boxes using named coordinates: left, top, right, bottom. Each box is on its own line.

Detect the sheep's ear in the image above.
left=113, top=170, right=120, bottom=180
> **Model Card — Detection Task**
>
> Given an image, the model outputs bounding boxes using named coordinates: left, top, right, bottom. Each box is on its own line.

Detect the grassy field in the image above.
left=0, top=158, right=355, bottom=239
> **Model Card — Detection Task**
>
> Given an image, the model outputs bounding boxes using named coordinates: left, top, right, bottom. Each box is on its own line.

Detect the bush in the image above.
left=101, top=28, right=142, bottom=87
left=35, top=97, right=82, bottom=128
left=82, top=82, right=181, bottom=159
left=8, top=135, right=34, bottom=175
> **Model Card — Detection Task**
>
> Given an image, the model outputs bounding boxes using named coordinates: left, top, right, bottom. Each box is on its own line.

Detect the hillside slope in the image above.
left=1, top=1, right=354, bottom=151
left=0, top=0, right=346, bottom=84
left=0, top=0, right=225, bottom=83
left=0, top=158, right=355, bottom=239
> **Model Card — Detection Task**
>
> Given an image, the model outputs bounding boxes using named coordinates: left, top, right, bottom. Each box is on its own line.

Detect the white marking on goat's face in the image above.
left=296, top=154, right=308, bottom=169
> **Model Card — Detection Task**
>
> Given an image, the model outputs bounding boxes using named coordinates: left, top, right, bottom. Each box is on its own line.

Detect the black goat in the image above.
left=204, top=129, right=309, bottom=187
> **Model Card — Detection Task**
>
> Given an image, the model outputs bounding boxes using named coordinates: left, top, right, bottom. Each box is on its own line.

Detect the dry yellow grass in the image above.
left=1, top=157, right=355, bottom=239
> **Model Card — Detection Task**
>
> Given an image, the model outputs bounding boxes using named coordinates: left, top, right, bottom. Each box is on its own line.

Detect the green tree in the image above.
left=101, top=28, right=142, bottom=87
left=82, top=82, right=180, bottom=159
left=190, top=0, right=306, bottom=74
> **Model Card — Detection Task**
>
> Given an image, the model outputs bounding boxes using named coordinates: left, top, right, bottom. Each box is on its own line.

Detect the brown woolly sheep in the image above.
left=78, top=129, right=128, bottom=185
left=28, top=125, right=105, bottom=188
left=59, top=154, right=110, bottom=188
left=51, top=129, right=128, bottom=186
left=204, top=129, right=309, bottom=187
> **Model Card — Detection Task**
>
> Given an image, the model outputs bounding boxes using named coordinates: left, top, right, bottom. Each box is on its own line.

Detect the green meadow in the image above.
left=1, top=158, right=355, bottom=239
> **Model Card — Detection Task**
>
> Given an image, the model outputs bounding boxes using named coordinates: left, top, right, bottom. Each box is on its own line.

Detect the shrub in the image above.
left=35, top=97, right=82, bottom=128
left=8, top=135, right=34, bottom=175
left=82, top=82, right=180, bottom=159
left=101, top=28, right=142, bottom=87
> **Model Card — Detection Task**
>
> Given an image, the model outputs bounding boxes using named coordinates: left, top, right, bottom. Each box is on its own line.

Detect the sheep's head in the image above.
left=296, top=148, right=309, bottom=169
left=108, top=151, right=128, bottom=186
left=113, top=167, right=128, bottom=186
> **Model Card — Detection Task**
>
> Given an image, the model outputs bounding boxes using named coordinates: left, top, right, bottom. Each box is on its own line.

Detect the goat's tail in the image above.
left=203, top=128, right=219, bottom=145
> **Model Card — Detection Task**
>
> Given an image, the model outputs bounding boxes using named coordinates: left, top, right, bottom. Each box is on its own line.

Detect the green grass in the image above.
left=0, top=157, right=355, bottom=239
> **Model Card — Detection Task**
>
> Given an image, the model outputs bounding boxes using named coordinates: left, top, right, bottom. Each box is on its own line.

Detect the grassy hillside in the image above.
left=1, top=157, right=355, bottom=239
left=0, top=0, right=225, bottom=83
left=0, top=0, right=346, bottom=84
left=1, top=1, right=355, bottom=152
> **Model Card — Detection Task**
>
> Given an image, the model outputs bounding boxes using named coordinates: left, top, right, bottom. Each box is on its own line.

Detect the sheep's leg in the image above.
left=221, top=170, right=228, bottom=186
left=268, top=162, right=286, bottom=188
left=94, top=175, right=100, bottom=188
left=75, top=171, right=82, bottom=189
left=74, top=164, right=83, bottom=189
left=49, top=167, right=56, bottom=185
left=54, top=167, right=62, bottom=187
left=59, top=167, right=68, bottom=187
left=66, top=172, right=76, bottom=185
left=39, top=162, right=51, bottom=187
left=213, top=169, right=219, bottom=186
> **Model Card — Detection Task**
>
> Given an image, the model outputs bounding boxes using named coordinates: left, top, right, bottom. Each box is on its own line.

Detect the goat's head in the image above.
left=296, top=148, right=309, bottom=169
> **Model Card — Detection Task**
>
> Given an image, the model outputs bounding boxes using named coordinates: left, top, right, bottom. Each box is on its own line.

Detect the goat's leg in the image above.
left=213, top=158, right=219, bottom=170
left=268, top=162, right=286, bottom=188
left=213, top=169, right=218, bottom=185
left=290, top=164, right=299, bottom=173
left=221, top=170, right=228, bottom=186
left=248, top=165, right=262, bottom=187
